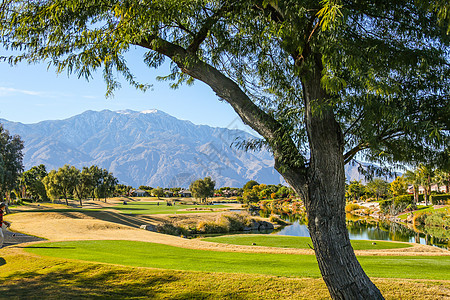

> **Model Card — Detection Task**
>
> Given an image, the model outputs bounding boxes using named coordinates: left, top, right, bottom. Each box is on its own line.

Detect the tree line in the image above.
left=21, top=164, right=117, bottom=206
left=346, top=164, right=450, bottom=205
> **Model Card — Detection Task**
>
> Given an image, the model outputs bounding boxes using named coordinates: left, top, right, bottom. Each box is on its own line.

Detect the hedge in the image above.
left=431, top=194, right=450, bottom=205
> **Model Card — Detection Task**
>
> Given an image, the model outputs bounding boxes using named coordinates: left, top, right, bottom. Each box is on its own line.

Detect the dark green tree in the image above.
left=87, top=165, right=103, bottom=201
left=190, top=177, right=215, bottom=203
left=0, top=124, right=24, bottom=203
left=2, top=1, right=450, bottom=298
left=346, top=180, right=365, bottom=202
left=94, top=168, right=118, bottom=202
left=243, top=180, right=259, bottom=191
left=152, top=187, right=164, bottom=199
left=366, top=178, right=390, bottom=201
left=21, top=164, right=48, bottom=201
left=73, top=166, right=92, bottom=206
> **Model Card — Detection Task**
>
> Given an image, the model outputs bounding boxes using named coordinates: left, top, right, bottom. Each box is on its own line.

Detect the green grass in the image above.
left=25, top=240, right=450, bottom=280
left=19, top=201, right=227, bottom=215
left=111, top=201, right=227, bottom=214
left=202, top=235, right=412, bottom=250
left=3, top=249, right=448, bottom=299
left=398, top=205, right=449, bottom=220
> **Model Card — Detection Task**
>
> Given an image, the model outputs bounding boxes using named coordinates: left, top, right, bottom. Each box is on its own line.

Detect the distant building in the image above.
left=178, top=189, right=192, bottom=197
left=164, top=190, right=174, bottom=197
left=407, top=184, right=447, bottom=194
left=131, top=189, right=149, bottom=197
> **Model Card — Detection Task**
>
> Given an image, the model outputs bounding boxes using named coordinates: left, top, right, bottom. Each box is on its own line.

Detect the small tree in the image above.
left=390, top=176, right=407, bottom=197
left=243, top=180, right=259, bottom=191
left=190, top=177, right=216, bottom=203
left=366, top=178, right=390, bottom=201
left=21, top=164, right=48, bottom=201
left=346, top=180, right=365, bottom=202
left=152, top=187, right=164, bottom=199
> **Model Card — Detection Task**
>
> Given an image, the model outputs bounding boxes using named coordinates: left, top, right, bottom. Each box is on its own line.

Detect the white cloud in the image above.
left=0, top=86, right=44, bottom=97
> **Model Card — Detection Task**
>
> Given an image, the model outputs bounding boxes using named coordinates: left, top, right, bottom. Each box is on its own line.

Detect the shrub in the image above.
left=413, top=212, right=430, bottom=226
left=157, top=223, right=189, bottom=236
left=196, top=213, right=253, bottom=233
left=379, top=199, right=392, bottom=213
left=345, top=203, right=362, bottom=213
left=380, top=195, right=414, bottom=215
left=196, top=220, right=226, bottom=233
left=430, top=194, right=450, bottom=205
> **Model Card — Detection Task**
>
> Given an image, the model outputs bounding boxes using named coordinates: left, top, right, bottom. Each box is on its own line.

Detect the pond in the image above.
left=260, top=210, right=449, bottom=250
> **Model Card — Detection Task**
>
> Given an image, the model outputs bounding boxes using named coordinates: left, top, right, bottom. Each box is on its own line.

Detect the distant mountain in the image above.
left=1, top=109, right=284, bottom=188
left=1, top=109, right=396, bottom=188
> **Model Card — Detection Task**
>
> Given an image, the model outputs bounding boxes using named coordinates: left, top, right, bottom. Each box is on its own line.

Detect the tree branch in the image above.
left=186, top=4, right=234, bottom=54
left=135, top=36, right=307, bottom=179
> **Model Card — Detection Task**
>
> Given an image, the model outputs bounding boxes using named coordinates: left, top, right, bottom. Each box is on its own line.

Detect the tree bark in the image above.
left=279, top=62, right=384, bottom=299
left=137, top=38, right=384, bottom=300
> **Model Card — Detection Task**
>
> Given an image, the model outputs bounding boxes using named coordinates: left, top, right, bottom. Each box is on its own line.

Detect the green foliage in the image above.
left=243, top=180, right=259, bottom=191
left=42, top=164, right=117, bottom=205
left=430, top=194, right=450, bottom=205
left=380, top=195, right=414, bottom=215
left=151, top=187, right=164, bottom=199
left=390, top=176, right=407, bottom=197
left=189, top=177, right=215, bottom=203
left=346, top=180, right=365, bottom=201
left=0, top=124, right=24, bottom=201
left=21, top=164, right=48, bottom=201
left=366, top=178, right=391, bottom=201
left=424, top=211, right=450, bottom=228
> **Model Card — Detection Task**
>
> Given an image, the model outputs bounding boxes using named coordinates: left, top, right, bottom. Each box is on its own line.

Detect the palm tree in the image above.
left=404, top=170, right=421, bottom=204
left=434, top=169, right=449, bottom=194
left=417, top=164, right=435, bottom=205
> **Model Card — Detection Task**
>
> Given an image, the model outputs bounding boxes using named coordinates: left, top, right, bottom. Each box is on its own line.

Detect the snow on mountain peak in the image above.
left=140, top=109, right=158, bottom=114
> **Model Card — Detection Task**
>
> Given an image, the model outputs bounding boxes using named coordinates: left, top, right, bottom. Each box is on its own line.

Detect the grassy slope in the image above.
left=19, top=202, right=227, bottom=215
left=398, top=205, right=449, bottom=220
left=25, top=240, right=450, bottom=280
left=2, top=249, right=448, bottom=299
left=202, top=235, right=412, bottom=250
left=111, top=201, right=227, bottom=214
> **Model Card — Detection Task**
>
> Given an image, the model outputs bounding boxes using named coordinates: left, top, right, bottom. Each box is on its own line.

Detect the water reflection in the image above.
left=261, top=209, right=449, bottom=250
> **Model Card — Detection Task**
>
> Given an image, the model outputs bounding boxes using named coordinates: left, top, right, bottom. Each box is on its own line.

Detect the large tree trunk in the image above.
left=140, top=38, right=384, bottom=299
left=282, top=63, right=384, bottom=299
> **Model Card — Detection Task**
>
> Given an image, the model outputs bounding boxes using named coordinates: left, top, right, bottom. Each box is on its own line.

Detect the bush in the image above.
left=379, top=199, right=392, bottom=213
left=196, top=213, right=253, bottom=234
left=345, top=203, right=362, bottom=213
left=431, top=194, right=450, bottom=205
left=380, top=195, right=414, bottom=215
left=424, top=212, right=447, bottom=227
left=413, top=212, right=430, bottom=226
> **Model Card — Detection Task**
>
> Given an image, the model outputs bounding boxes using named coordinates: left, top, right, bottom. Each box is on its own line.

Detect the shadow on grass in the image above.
left=0, top=258, right=5, bottom=267
left=0, top=264, right=180, bottom=299
left=23, top=246, right=76, bottom=249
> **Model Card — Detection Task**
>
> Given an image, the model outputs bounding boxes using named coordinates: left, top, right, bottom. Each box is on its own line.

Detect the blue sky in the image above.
left=0, top=46, right=254, bottom=133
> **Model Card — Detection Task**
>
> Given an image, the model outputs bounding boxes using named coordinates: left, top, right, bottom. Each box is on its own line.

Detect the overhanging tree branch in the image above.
left=136, top=35, right=307, bottom=177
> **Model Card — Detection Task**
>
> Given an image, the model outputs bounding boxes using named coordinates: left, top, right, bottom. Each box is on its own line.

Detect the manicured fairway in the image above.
left=202, top=235, right=412, bottom=250
left=111, top=202, right=227, bottom=214
left=26, top=240, right=450, bottom=280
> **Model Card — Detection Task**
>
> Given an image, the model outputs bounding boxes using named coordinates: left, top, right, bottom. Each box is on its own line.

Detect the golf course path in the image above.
left=4, top=210, right=449, bottom=256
